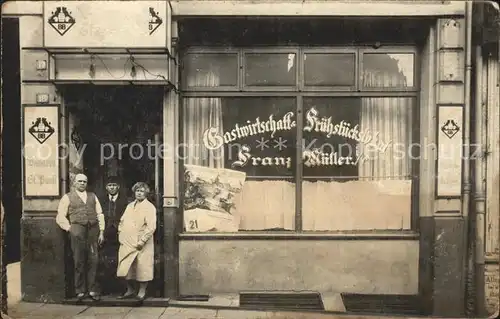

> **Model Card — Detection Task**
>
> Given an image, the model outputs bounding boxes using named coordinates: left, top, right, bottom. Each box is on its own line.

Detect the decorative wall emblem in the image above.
left=29, top=117, right=55, bottom=144
left=48, top=7, right=75, bottom=36
left=148, top=7, right=162, bottom=35
left=441, top=119, right=460, bottom=139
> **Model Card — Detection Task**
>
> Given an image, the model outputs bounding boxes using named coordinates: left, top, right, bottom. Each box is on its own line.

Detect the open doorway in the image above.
left=62, top=85, right=165, bottom=298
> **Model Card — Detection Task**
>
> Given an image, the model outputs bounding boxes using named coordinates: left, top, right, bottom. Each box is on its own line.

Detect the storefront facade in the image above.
left=2, top=0, right=499, bottom=317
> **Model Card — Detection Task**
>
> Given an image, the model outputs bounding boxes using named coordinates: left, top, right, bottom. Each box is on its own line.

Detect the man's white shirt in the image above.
left=56, top=190, right=105, bottom=232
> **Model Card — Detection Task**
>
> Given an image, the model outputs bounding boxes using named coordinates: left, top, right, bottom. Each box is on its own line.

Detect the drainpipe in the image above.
left=463, top=0, right=473, bottom=313
left=60, top=91, right=68, bottom=194
left=0, top=16, right=6, bottom=314
left=474, top=42, right=487, bottom=317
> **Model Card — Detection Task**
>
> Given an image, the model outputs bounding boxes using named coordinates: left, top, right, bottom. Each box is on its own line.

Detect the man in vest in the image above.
left=97, top=176, right=129, bottom=296
left=56, top=173, right=105, bottom=301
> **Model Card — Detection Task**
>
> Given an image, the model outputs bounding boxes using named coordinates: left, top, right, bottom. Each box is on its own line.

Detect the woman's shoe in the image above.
left=135, top=293, right=146, bottom=302
left=117, top=292, right=135, bottom=299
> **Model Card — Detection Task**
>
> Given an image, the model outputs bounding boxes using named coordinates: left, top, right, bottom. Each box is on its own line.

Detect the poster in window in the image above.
left=183, top=164, right=246, bottom=232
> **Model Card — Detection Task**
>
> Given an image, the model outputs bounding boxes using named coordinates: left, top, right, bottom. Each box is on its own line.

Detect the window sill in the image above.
left=179, top=230, right=419, bottom=240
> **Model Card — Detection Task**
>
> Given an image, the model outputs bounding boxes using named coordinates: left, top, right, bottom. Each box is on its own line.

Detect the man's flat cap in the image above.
left=106, top=176, right=120, bottom=184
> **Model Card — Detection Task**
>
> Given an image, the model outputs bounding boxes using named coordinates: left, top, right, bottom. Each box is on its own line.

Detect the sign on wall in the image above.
left=485, top=264, right=500, bottom=316
left=436, top=106, right=463, bottom=197
left=23, top=106, right=60, bottom=197
left=43, top=1, right=168, bottom=48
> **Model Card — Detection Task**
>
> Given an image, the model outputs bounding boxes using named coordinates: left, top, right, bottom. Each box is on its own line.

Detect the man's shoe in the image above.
left=76, top=293, right=86, bottom=301
left=89, top=292, right=101, bottom=301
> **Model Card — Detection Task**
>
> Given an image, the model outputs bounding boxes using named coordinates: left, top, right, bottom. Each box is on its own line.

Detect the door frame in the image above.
left=59, top=84, right=168, bottom=298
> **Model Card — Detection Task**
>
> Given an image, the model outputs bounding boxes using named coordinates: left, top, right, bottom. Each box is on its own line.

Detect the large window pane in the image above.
left=363, top=53, right=415, bottom=88
left=302, top=97, right=361, bottom=179
left=221, top=97, right=296, bottom=177
left=183, top=97, right=296, bottom=232
left=244, top=53, right=296, bottom=86
left=183, top=53, right=238, bottom=88
left=302, top=97, right=415, bottom=231
left=304, top=53, right=355, bottom=87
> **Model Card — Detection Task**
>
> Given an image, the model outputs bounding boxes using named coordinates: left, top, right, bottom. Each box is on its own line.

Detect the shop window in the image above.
left=301, top=97, right=415, bottom=231
left=303, top=52, right=356, bottom=88
left=244, top=52, right=297, bottom=87
left=183, top=97, right=296, bottom=231
left=362, top=53, right=415, bottom=88
left=183, top=52, right=239, bottom=88
left=181, top=47, right=418, bottom=233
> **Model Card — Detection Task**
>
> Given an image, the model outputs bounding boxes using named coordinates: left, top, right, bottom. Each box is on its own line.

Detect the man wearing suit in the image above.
left=97, top=176, right=129, bottom=295
left=56, top=173, right=105, bottom=301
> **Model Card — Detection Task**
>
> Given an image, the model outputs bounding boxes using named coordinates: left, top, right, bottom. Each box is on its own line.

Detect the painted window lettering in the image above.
left=203, top=106, right=391, bottom=170
left=303, top=149, right=356, bottom=167
left=203, top=112, right=296, bottom=149
left=232, top=145, right=292, bottom=169
left=303, top=107, right=392, bottom=153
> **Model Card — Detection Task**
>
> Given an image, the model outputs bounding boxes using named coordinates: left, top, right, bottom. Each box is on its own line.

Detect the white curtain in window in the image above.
left=303, top=69, right=413, bottom=231
left=183, top=72, right=224, bottom=168
left=358, top=71, right=413, bottom=180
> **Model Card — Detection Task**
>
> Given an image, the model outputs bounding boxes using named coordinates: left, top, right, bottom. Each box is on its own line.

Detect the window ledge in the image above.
left=179, top=230, right=419, bottom=240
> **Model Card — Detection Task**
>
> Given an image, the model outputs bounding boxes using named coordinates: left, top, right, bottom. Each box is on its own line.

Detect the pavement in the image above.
left=2, top=304, right=422, bottom=319
left=3, top=303, right=416, bottom=319
left=1, top=303, right=352, bottom=319
left=2, top=262, right=413, bottom=319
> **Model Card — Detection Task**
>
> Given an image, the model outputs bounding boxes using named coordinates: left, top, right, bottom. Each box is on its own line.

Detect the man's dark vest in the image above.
left=67, top=191, right=98, bottom=225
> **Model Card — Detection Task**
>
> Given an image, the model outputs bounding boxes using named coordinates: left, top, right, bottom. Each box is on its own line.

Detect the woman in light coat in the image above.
left=116, top=182, right=156, bottom=301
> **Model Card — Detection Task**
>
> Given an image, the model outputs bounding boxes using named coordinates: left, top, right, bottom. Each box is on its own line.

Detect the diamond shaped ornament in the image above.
left=441, top=119, right=460, bottom=139
left=148, top=7, right=163, bottom=35
left=29, top=117, right=55, bottom=144
left=48, top=7, right=76, bottom=36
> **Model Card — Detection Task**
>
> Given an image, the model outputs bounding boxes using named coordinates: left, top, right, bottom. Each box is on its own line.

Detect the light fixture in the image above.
left=89, top=55, right=96, bottom=78
left=36, top=93, right=49, bottom=104
left=36, top=60, right=47, bottom=71
left=130, top=56, right=137, bottom=78
left=131, top=65, right=137, bottom=78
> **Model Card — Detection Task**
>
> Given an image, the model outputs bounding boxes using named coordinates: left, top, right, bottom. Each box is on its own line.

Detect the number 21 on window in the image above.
left=189, top=219, right=199, bottom=230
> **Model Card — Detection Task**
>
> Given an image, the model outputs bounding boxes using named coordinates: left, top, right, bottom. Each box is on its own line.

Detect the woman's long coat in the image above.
left=116, top=199, right=157, bottom=282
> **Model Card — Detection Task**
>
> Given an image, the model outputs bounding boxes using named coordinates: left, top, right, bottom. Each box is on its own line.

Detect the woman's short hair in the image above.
left=132, top=182, right=150, bottom=195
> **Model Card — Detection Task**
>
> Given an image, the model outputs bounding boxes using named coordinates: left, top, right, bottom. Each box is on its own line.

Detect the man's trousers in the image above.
left=97, top=225, right=123, bottom=295
left=69, top=223, right=99, bottom=295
